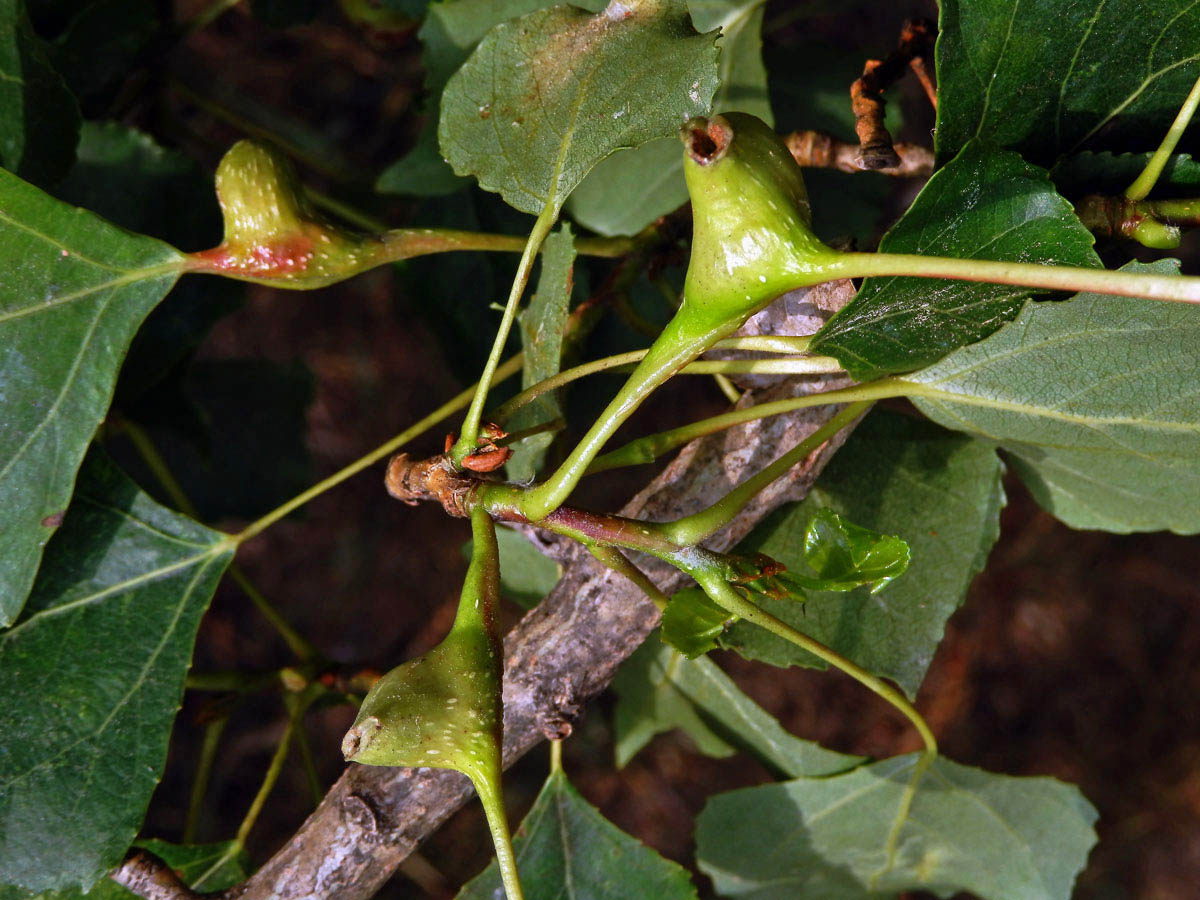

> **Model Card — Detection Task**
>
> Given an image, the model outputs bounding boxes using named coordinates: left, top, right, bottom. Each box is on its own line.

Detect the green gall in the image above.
left=189, top=140, right=385, bottom=288
left=681, top=113, right=838, bottom=326
left=342, top=506, right=503, bottom=785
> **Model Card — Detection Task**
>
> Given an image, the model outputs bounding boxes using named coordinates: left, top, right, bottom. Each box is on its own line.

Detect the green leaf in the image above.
left=902, top=259, right=1200, bottom=534
left=613, top=635, right=864, bottom=776
left=377, top=0, right=594, bottom=196
left=811, top=142, right=1102, bottom=381
left=1052, top=151, right=1200, bottom=198
left=457, top=768, right=700, bottom=900
left=697, top=753, right=1098, bottom=900
left=507, top=223, right=576, bottom=482
left=567, top=0, right=771, bottom=236
left=0, top=840, right=249, bottom=899
left=793, top=508, right=909, bottom=593
left=464, top=525, right=561, bottom=610
left=0, top=0, right=80, bottom=186
left=0, top=168, right=184, bottom=624
left=722, top=410, right=1004, bottom=697
left=52, top=122, right=240, bottom=399
left=122, top=359, right=314, bottom=521
left=50, top=0, right=158, bottom=104
left=936, top=0, right=1200, bottom=164
left=438, top=0, right=719, bottom=216
left=0, top=452, right=233, bottom=892
left=661, top=587, right=730, bottom=658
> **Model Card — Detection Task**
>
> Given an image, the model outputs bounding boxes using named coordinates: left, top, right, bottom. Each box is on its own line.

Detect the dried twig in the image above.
left=851, top=19, right=937, bottom=169
left=111, top=851, right=202, bottom=900
left=785, top=129, right=933, bottom=178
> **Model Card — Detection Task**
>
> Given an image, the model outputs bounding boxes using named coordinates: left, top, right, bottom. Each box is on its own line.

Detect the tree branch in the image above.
left=122, top=279, right=859, bottom=900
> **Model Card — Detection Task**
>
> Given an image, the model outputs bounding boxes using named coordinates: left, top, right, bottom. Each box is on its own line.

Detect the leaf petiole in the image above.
left=234, top=354, right=523, bottom=545
left=452, top=206, right=558, bottom=464
left=821, top=251, right=1200, bottom=304
left=1126, top=70, right=1200, bottom=201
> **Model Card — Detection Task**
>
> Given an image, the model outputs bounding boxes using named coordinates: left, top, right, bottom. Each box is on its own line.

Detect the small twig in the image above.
left=111, top=850, right=202, bottom=900
left=785, top=130, right=933, bottom=178
left=851, top=19, right=937, bottom=169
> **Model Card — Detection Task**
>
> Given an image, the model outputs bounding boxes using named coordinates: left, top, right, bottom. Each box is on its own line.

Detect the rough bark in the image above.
left=116, top=280, right=857, bottom=900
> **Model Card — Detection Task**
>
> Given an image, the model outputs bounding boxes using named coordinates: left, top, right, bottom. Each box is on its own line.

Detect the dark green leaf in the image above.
left=613, top=635, right=864, bottom=775
left=50, top=0, right=157, bottom=104
left=567, top=0, right=770, bottom=236
left=0, top=0, right=80, bottom=186
left=53, top=122, right=240, bottom=399
left=811, top=143, right=1101, bottom=381
left=903, top=260, right=1200, bottom=533
left=794, top=508, right=909, bottom=593
left=507, top=223, right=575, bottom=482
left=936, top=0, right=1200, bottom=164
left=722, top=410, right=1004, bottom=697
left=613, top=636, right=736, bottom=765
left=697, top=753, right=1098, bottom=900
left=661, top=587, right=730, bottom=658
left=122, top=359, right=314, bottom=521
left=438, top=0, right=719, bottom=216
left=457, top=768, right=700, bottom=900
left=54, top=138, right=240, bottom=406
left=1052, top=151, right=1200, bottom=198
left=0, top=167, right=184, bottom=624
left=0, top=840, right=248, bottom=898
left=0, top=452, right=233, bottom=892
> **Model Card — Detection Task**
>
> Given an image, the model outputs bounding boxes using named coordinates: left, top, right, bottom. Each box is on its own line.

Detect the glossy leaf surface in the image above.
left=936, top=0, right=1200, bottom=164
left=613, top=636, right=864, bottom=775
left=811, top=143, right=1101, bottom=381
left=697, top=754, right=1098, bottom=900
left=439, top=0, right=719, bottom=216
left=0, top=0, right=79, bottom=186
left=791, top=508, right=909, bottom=593
left=0, top=453, right=233, bottom=892
left=661, top=586, right=730, bottom=658
left=904, top=260, right=1200, bottom=533
left=723, top=411, right=1004, bottom=697
left=567, top=0, right=771, bottom=236
left=0, top=168, right=183, bottom=624
left=457, top=769, right=700, bottom=899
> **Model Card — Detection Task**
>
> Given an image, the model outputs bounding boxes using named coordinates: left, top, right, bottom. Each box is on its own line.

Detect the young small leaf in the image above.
left=0, top=167, right=185, bottom=624
left=811, top=143, right=1101, bottom=380
left=795, top=508, right=909, bottom=594
left=457, top=768, right=701, bottom=900
left=438, top=0, right=719, bottom=216
left=722, top=411, right=1004, bottom=697
left=903, top=259, right=1200, bottom=534
left=0, top=453, right=233, bottom=892
left=661, top=587, right=731, bottom=658
left=697, top=753, right=1098, bottom=900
